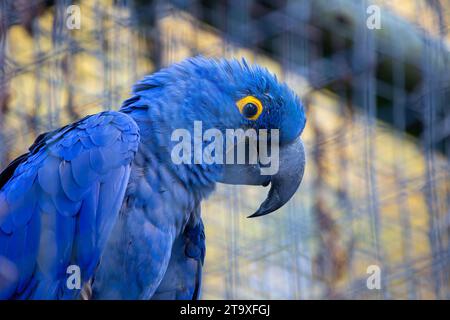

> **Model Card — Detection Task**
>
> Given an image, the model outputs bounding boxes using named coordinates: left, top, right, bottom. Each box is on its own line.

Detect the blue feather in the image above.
left=71, top=151, right=99, bottom=187
left=59, top=161, right=86, bottom=202
left=74, top=182, right=99, bottom=274
left=38, top=156, right=61, bottom=196
left=0, top=111, right=139, bottom=299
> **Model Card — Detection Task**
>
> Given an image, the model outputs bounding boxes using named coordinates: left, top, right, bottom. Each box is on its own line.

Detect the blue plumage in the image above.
left=0, top=57, right=306, bottom=299
left=0, top=111, right=139, bottom=299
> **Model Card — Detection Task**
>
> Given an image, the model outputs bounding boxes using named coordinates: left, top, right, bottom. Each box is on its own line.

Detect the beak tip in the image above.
left=247, top=208, right=271, bottom=218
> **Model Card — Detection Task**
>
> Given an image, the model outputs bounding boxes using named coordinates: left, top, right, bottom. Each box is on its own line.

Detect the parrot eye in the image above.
left=243, top=103, right=258, bottom=118
left=236, top=96, right=263, bottom=120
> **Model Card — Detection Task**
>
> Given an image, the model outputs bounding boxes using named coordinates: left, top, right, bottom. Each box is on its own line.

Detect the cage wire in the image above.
left=0, top=0, right=449, bottom=299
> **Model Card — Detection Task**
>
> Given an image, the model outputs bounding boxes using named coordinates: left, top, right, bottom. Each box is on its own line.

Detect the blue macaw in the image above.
left=0, top=57, right=306, bottom=299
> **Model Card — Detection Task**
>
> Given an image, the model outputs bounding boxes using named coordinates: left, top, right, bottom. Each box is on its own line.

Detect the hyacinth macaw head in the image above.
left=123, top=56, right=306, bottom=217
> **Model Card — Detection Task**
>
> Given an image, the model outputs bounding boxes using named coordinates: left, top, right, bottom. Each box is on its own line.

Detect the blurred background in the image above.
left=0, top=0, right=449, bottom=299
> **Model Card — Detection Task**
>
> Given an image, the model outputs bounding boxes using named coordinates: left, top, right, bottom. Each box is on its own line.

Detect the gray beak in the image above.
left=218, top=137, right=305, bottom=218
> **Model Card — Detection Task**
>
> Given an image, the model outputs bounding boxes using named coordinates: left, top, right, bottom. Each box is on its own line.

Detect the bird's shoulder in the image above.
left=0, top=111, right=140, bottom=193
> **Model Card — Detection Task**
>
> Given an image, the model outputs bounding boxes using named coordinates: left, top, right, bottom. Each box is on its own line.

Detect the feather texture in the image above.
left=0, top=111, right=139, bottom=299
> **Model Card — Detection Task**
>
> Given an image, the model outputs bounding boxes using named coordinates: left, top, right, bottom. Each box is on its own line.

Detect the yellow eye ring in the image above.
left=236, top=96, right=263, bottom=121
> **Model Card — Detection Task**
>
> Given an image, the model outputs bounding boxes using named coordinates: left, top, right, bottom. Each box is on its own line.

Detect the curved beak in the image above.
left=218, top=137, right=305, bottom=218
left=249, top=137, right=305, bottom=218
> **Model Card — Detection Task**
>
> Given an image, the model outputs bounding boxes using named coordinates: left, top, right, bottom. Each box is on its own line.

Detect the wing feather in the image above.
left=0, top=111, right=139, bottom=299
